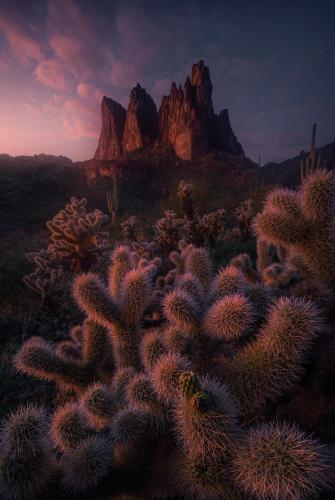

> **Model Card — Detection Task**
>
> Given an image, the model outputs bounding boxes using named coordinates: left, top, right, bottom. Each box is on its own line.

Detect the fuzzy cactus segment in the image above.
left=223, top=297, right=322, bottom=416
left=175, top=454, right=231, bottom=500
left=254, top=170, right=335, bottom=285
left=210, top=265, right=246, bottom=301
left=256, top=239, right=273, bottom=275
left=204, top=293, right=254, bottom=341
left=163, top=290, right=199, bottom=329
left=73, top=273, right=121, bottom=329
left=255, top=210, right=309, bottom=246
left=74, top=262, right=155, bottom=369
left=232, top=422, right=328, bottom=499
left=80, top=383, right=115, bottom=430
left=151, top=352, right=191, bottom=405
left=174, top=376, right=239, bottom=463
left=14, top=336, right=91, bottom=391
left=0, top=405, right=52, bottom=500
left=55, top=340, right=81, bottom=362
left=82, top=319, right=108, bottom=370
left=108, top=245, right=132, bottom=300
left=300, top=168, right=335, bottom=223
left=60, top=434, right=114, bottom=494
left=51, top=403, right=90, bottom=452
left=111, top=367, right=136, bottom=406
left=265, top=187, right=302, bottom=217
left=111, top=406, right=159, bottom=443
left=140, top=328, right=166, bottom=371
left=184, top=247, right=212, bottom=287
left=126, top=374, right=167, bottom=433
left=120, top=269, right=151, bottom=328
left=177, top=272, right=205, bottom=307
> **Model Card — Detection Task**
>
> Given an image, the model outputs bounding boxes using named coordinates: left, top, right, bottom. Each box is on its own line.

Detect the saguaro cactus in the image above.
left=106, top=171, right=119, bottom=227
left=300, top=123, right=325, bottom=181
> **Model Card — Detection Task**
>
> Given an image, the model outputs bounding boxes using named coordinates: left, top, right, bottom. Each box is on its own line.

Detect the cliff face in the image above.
left=122, top=84, right=158, bottom=153
left=94, top=97, right=126, bottom=161
left=94, top=60, right=244, bottom=161
left=158, top=60, right=243, bottom=160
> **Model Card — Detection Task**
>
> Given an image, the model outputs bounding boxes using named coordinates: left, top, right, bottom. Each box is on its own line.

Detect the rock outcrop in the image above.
left=158, top=61, right=244, bottom=159
left=122, top=84, right=158, bottom=153
left=94, top=60, right=244, bottom=161
left=216, top=109, right=244, bottom=156
left=94, top=97, right=126, bottom=161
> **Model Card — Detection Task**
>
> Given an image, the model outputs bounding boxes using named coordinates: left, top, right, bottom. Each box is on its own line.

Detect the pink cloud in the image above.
left=34, top=58, right=72, bottom=91
left=61, top=98, right=99, bottom=139
left=0, top=53, right=9, bottom=72
left=105, top=56, right=139, bottom=89
left=77, top=83, right=102, bottom=103
left=49, top=34, right=96, bottom=80
left=115, top=9, right=164, bottom=66
left=0, top=17, right=43, bottom=64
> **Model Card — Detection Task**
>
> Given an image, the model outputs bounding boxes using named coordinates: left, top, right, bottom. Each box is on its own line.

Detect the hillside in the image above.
left=262, top=138, right=335, bottom=186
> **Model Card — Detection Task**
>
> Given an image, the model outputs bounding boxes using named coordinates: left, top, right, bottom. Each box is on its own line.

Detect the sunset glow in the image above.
left=0, top=0, right=334, bottom=162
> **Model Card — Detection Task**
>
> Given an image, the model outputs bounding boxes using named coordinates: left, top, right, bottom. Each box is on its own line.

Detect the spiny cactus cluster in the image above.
left=153, top=209, right=186, bottom=255
left=254, top=169, right=335, bottom=287
left=177, top=179, right=194, bottom=220
left=23, top=248, right=63, bottom=304
left=153, top=206, right=226, bottom=254
left=121, top=215, right=141, bottom=242
left=47, top=197, right=110, bottom=272
left=6, top=236, right=331, bottom=499
left=191, top=208, right=226, bottom=247
left=230, top=198, right=254, bottom=241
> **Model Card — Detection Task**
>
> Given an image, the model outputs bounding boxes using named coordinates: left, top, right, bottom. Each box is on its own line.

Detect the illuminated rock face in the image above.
left=94, top=97, right=126, bottom=161
left=122, top=84, right=159, bottom=153
left=95, top=60, right=244, bottom=161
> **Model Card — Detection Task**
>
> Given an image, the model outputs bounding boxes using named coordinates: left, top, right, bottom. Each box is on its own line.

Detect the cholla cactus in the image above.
left=177, top=179, right=194, bottom=220
left=47, top=197, right=109, bottom=271
left=23, top=248, right=63, bottom=304
left=194, top=208, right=226, bottom=247
left=254, top=170, right=335, bottom=286
left=153, top=210, right=185, bottom=255
left=0, top=405, right=53, bottom=499
left=232, top=199, right=254, bottom=241
left=121, top=215, right=141, bottom=242
left=8, top=244, right=330, bottom=498
left=232, top=422, right=328, bottom=499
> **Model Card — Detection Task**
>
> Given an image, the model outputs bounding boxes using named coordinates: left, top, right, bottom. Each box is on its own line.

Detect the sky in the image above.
left=0, top=0, right=334, bottom=163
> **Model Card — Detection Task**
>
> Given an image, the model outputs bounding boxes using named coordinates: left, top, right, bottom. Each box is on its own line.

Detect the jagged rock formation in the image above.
left=159, top=61, right=244, bottom=160
left=122, top=84, right=158, bottom=153
left=94, top=97, right=126, bottom=161
left=94, top=60, right=244, bottom=161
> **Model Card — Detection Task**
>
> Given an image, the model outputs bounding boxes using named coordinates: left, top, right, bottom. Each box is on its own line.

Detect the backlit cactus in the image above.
left=232, top=198, right=254, bottom=241
left=7, top=236, right=331, bottom=499
left=60, top=434, right=114, bottom=494
left=47, top=196, right=109, bottom=271
left=232, top=422, right=328, bottom=499
left=254, top=169, right=335, bottom=286
left=0, top=405, right=52, bottom=500
left=23, top=248, right=63, bottom=304
left=51, top=402, right=90, bottom=451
